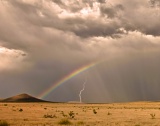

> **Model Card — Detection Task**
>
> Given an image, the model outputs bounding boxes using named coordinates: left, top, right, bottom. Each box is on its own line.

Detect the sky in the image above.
left=0, top=0, right=160, bottom=103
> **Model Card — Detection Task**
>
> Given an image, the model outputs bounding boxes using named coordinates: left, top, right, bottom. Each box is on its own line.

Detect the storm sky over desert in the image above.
left=0, top=0, right=160, bottom=103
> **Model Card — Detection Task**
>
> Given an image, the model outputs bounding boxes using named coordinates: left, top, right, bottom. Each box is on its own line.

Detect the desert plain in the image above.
left=1, top=102, right=160, bottom=126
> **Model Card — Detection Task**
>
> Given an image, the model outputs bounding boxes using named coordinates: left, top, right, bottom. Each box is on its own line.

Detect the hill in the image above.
left=0, top=93, right=49, bottom=102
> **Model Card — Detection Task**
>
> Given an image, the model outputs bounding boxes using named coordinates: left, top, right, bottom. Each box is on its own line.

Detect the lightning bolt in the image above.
left=79, top=78, right=87, bottom=103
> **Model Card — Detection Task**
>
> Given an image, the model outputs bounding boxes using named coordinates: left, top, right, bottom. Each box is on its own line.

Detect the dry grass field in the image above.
left=1, top=102, right=160, bottom=126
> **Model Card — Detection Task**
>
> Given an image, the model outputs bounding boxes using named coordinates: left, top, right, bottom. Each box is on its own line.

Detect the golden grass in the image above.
left=0, top=120, right=10, bottom=126
left=1, top=102, right=160, bottom=126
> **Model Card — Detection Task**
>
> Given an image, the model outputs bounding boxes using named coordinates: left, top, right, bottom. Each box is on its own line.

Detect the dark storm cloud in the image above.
left=69, top=19, right=122, bottom=38
left=4, top=0, right=159, bottom=38
left=52, top=0, right=64, bottom=5
left=61, top=15, right=124, bottom=38
left=1, top=0, right=160, bottom=102
left=1, top=0, right=160, bottom=38
left=97, top=0, right=106, bottom=3
left=5, top=0, right=122, bottom=38
left=0, top=0, right=42, bottom=50
left=125, top=0, right=160, bottom=36
left=100, top=4, right=124, bottom=18
left=149, top=0, right=160, bottom=7
left=51, top=0, right=83, bottom=12
left=57, top=0, right=160, bottom=37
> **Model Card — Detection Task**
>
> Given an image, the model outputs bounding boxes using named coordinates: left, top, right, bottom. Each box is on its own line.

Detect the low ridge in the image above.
left=0, top=93, right=49, bottom=102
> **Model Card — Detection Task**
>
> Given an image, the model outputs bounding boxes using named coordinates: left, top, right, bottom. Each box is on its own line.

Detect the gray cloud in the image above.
left=97, top=0, right=106, bottom=3
left=52, top=0, right=64, bottom=5
left=4, top=0, right=160, bottom=38
left=149, top=0, right=160, bottom=7
left=1, top=0, right=160, bottom=102
left=100, top=4, right=124, bottom=18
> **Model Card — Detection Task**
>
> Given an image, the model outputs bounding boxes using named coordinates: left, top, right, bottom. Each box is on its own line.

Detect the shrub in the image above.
left=24, top=119, right=28, bottom=121
left=44, top=114, right=57, bottom=118
left=150, top=113, right=155, bottom=119
left=58, top=118, right=72, bottom=125
left=107, top=112, right=112, bottom=115
left=93, top=109, right=97, bottom=114
left=61, top=111, right=67, bottom=117
left=77, top=121, right=85, bottom=125
left=68, top=111, right=75, bottom=119
left=19, top=108, right=23, bottom=112
left=0, top=120, right=10, bottom=126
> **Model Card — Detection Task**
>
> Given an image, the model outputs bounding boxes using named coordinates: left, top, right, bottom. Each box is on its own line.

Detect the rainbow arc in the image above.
left=38, top=60, right=103, bottom=99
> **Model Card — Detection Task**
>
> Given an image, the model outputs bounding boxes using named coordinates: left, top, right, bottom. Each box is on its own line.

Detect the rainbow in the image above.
left=38, top=61, right=101, bottom=99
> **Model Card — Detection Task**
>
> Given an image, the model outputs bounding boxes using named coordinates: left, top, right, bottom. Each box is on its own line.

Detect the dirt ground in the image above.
left=0, top=102, right=160, bottom=126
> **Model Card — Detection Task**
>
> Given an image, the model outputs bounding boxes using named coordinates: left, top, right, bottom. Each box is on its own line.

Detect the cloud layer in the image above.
left=0, top=0, right=160, bottom=102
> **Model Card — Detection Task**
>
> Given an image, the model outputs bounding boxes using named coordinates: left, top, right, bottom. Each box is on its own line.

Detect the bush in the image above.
left=150, top=113, right=155, bottom=119
left=44, top=114, right=57, bottom=118
left=19, top=108, right=23, bottom=112
left=61, top=111, right=67, bottom=117
left=58, top=118, right=72, bottom=125
left=0, top=120, right=10, bottom=126
left=107, top=112, right=112, bottom=115
left=77, top=121, right=85, bottom=125
left=68, top=111, right=75, bottom=119
left=93, top=109, right=97, bottom=114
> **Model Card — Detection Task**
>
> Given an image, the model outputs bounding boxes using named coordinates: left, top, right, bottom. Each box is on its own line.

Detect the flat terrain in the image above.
left=1, top=102, right=160, bottom=126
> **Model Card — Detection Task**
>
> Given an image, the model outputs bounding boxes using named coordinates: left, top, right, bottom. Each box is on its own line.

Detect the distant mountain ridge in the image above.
left=0, top=93, right=49, bottom=102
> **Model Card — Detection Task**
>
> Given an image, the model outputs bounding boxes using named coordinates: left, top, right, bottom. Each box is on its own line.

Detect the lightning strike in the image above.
left=79, top=78, right=87, bottom=103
